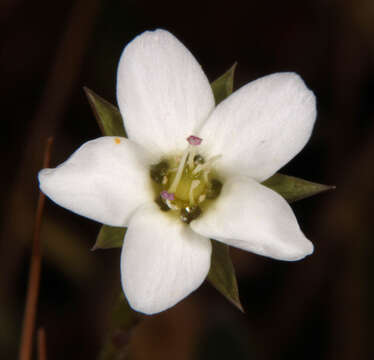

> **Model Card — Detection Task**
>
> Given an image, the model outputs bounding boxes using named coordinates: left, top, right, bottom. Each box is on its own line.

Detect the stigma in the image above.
left=150, top=135, right=222, bottom=224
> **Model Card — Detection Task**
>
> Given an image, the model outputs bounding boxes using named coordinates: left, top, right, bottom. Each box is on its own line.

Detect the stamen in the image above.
left=180, top=206, right=202, bottom=224
left=192, top=155, right=222, bottom=175
left=187, top=135, right=202, bottom=146
left=150, top=161, right=169, bottom=184
left=166, top=199, right=179, bottom=210
left=198, top=194, right=206, bottom=203
left=168, top=148, right=189, bottom=193
left=161, top=190, right=175, bottom=201
left=193, top=154, right=204, bottom=164
left=203, top=169, right=210, bottom=183
left=155, top=195, right=170, bottom=211
left=187, top=147, right=196, bottom=169
left=193, top=163, right=203, bottom=175
left=189, top=180, right=200, bottom=205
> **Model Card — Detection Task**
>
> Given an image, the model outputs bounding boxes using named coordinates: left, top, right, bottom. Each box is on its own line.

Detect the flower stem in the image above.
left=18, top=137, right=53, bottom=360
left=37, top=328, right=47, bottom=360
left=97, top=293, right=140, bottom=360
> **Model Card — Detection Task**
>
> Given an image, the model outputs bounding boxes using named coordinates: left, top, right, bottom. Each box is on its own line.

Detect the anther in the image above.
left=206, top=179, right=223, bottom=199
left=192, top=155, right=222, bottom=175
left=193, top=155, right=204, bottom=164
left=180, top=206, right=202, bottom=224
left=150, top=161, right=169, bottom=184
left=161, top=190, right=175, bottom=201
left=155, top=195, right=170, bottom=211
left=187, top=135, right=202, bottom=146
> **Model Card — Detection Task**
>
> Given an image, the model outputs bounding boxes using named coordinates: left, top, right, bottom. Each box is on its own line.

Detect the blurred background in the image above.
left=1, top=0, right=373, bottom=359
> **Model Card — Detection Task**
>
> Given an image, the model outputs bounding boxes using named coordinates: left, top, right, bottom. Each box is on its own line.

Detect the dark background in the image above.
left=1, top=0, right=373, bottom=359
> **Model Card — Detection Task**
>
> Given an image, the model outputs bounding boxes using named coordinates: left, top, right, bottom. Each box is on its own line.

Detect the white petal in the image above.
left=190, top=177, right=313, bottom=261
left=39, top=137, right=155, bottom=227
left=117, top=29, right=215, bottom=155
left=199, top=73, right=316, bottom=182
left=121, top=203, right=212, bottom=314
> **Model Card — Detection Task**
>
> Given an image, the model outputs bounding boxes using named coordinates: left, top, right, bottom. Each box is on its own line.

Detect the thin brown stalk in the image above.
left=0, top=0, right=101, bottom=311
left=18, top=137, right=53, bottom=360
left=37, top=328, right=47, bottom=360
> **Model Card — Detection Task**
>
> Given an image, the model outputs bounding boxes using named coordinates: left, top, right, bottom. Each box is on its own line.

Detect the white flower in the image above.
left=39, top=29, right=316, bottom=315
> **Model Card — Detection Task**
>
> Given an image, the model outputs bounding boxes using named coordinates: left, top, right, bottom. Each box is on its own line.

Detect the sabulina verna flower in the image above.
left=39, top=29, right=316, bottom=315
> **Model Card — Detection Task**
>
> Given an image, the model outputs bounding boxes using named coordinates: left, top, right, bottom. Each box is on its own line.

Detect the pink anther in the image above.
left=187, top=135, right=202, bottom=146
left=161, top=190, right=175, bottom=201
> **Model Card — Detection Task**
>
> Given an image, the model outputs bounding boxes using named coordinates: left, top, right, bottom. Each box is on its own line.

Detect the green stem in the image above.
left=97, top=293, right=140, bottom=360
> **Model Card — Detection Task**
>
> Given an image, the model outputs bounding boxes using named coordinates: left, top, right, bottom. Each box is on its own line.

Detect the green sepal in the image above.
left=92, top=225, right=126, bottom=251
left=208, top=240, right=244, bottom=312
left=262, top=173, right=335, bottom=203
left=97, top=292, right=140, bottom=360
left=84, top=88, right=128, bottom=252
left=208, top=65, right=243, bottom=311
left=211, top=63, right=237, bottom=105
left=83, top=87, right=127, bottom=137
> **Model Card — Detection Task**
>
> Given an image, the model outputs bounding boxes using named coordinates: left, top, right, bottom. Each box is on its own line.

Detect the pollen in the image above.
left=114, top=138, right=121, bottom=144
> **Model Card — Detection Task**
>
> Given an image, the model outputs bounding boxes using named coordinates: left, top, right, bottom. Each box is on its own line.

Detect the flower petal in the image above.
left=117, top=29, right=215, bottom=154
left=121, top=203, right=212, bottom=314
left=199, top=73, right=316, bottom=182
left=39, top=137, right=154, bottom=227
left=190, top=177, right=313, bottom=261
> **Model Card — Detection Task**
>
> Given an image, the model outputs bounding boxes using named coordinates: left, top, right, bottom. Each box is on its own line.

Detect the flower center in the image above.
left=150, top=135, right=222, bottom=224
